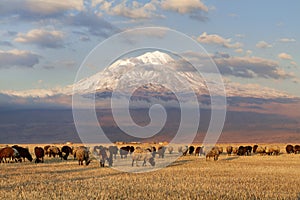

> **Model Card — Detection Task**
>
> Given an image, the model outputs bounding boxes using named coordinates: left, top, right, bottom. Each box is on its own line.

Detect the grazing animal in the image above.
left=132, top=148, right=155, bottom=167
left=76, top=147, right=91, bottom=166
left=293, top=145, right=300, bottom=154
left=246, top=146, right=252, bottom=155
left=48, top=146, right=62, bottom=158
left=61, top=145, right=73, bottom=160
left=146, top=146, right=156, bottom=157
left=44, top=145, right=51, bottom=156
left=232, top=147, right=238, bottom=155
left=167, top=146, right=174, bottom=154
left=195, top=146, right=204, bottom=156
left=100, top=147, right=113, bottom=167
left=108, top=146, right=118, bottom=160
left=34, top=147, right=45, bottom=163
left=120, top=146, right=130, bottom=159
left=11, top=145, right=33, bottom=162
left=215, top=146, right=223, bottom=154
left=286, top=144, right=294, bottom=154
left=12, top=148, right=22, bottom=162
left=129, top=146, right=135, bottom=154
left=182, top=146, right=189, bottom=156
left=0, top=147, right=19, bottom=163
left=226, top=146, right=233, bottom=156
left=94, top=146, right=113, bottom=167
left=206, top=148, right=220, bottom=161
left=237, top=146, right=249, bottom=156
left=157, top=146, right=166, bottom=158
left=73, top=146, right=88, bottom=160
left=255, top=146, right=266, bottom=155
left=265, top=146, right=280, bottom=155
left=188, top=146, right=195, bottom=155
left=253, top=145, right=258, bottom=153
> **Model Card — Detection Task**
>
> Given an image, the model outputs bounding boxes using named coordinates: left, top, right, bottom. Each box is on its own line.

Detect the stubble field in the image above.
left=0, top=143, right=300, bottom=200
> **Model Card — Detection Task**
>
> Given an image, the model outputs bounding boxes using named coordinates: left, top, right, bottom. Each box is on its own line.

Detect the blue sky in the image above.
left=0, top=0, right=299, bottom=96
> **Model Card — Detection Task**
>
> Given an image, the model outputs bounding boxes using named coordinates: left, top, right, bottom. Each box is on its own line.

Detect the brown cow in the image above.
left=293, top=145, right=300, bottom=154
left=0, top=147, right=19, bottom=163
left=34, top=147, right=44, bottom=163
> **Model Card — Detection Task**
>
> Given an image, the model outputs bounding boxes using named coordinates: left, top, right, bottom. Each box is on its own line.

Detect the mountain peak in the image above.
left=136, top=51, right=174, bottom=65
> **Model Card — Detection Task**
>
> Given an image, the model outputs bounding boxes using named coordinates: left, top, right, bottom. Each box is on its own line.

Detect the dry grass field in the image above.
left=0, top=143, right=300, bottom=200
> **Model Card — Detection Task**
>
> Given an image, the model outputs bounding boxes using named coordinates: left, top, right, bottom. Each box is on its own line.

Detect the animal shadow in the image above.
left=222, top=156, right=239, bottom=161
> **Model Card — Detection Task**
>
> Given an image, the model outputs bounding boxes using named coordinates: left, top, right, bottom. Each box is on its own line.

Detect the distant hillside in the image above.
left=0, top=108, right=299, bottom=144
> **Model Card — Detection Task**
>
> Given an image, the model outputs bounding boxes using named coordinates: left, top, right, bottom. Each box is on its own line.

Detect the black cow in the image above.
left=188, top=146, right=195, bottom=155
left=286, top=144, right=294, bottom=154
left=11, top=145, right=33, bottom=162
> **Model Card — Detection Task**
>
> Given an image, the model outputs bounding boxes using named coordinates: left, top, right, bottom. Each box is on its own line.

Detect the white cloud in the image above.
left=0, top=49, right=40, bottom=69
left=161, top=0, right=208, bottom=14
left=278, top=53, right=293, bottom=60
left=0, top=0, right=84, bottom=19
left=214, top=55, right=293, bottom=79
left=278, top=38, right=296, bottom=43
left=197, top=32, right=243, bottom=49
left=97, top=0, right=161, bottom=19
left=235, top=48, right=244, bottom=54
left=256, top=41, right=272, bottom=49
left=15, top=29, right=65, bottom=48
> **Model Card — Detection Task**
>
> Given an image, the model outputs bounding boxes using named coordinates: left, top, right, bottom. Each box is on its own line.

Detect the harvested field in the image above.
left=0, top=143, right=299, bottom=199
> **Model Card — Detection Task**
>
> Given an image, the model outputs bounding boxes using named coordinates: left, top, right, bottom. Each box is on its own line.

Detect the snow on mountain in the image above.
left=0, top=51, right=292, bottom=100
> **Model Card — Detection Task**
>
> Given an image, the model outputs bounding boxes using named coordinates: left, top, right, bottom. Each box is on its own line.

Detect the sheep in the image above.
left=265, top=146, right=280, bottom=156
left=34, top=147, right=44, bottom=163
left=108, top=146, right=118, bottom=160
left=255, top=146, right=266, bottom=155
left=226, top=146, right=233, bottom=156
left=94, top=146, right=113, bottom=167
left=73, top=146, right=88, bottom=160
left=206, top=148, right=220, bottom=161
left=48, top=146, right=62, bottom=158
left=132, top=148, right=155, bottom=167
left=157, top=146, right=166, bottom=158
left=232, top=147, right=238, bottom=155
left=44, top=145, right=51, bottom=157
left=167, top=146, right=174, bottom=154
left=76, top=147, right=91, bottom=166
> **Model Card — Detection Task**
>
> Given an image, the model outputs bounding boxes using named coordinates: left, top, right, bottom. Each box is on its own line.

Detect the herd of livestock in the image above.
left=0, top=144, right=299, bottom=167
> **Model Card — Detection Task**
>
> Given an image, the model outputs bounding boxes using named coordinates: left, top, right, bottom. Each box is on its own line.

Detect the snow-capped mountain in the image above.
left=1, top=51, right=292, bottom=100
left=70, top=50, right=291, bottom=99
